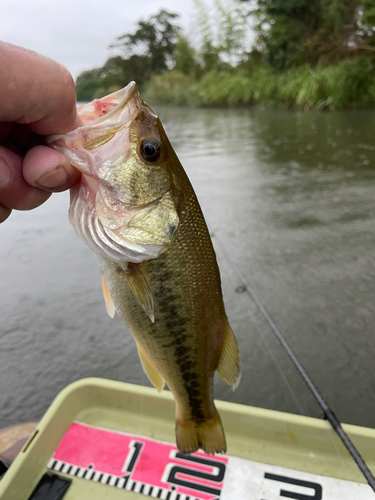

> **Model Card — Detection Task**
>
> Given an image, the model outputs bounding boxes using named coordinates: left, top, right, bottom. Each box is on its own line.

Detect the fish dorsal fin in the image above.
left=100, top=272, right=115, bottom=318
left=217, top=322, right=241, bottom=390
left=123, top=263, right=154, bottom=323
left=136, top=343, right=165, bottom=392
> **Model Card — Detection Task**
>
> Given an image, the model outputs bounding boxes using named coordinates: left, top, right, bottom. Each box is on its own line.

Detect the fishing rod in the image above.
left=211, top=232, right=375, bottom=494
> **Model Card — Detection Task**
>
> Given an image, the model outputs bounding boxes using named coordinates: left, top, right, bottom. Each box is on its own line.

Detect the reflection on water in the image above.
left=1, top=107, right=375, bottom=429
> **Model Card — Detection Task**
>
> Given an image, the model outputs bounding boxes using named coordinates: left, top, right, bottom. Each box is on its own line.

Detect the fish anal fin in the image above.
left=176, top=410, right=226, bottom=455
left=136, top=343, right=165, bottom=392
left=122, top=263, right=154, bottom=323
left=217, top=322, right=241, bottom=390
left=100, top=272, right=115, bottom=318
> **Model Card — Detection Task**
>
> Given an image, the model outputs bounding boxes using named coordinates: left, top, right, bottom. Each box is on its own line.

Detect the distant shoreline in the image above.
left=141, top=60, right=375, bottom=111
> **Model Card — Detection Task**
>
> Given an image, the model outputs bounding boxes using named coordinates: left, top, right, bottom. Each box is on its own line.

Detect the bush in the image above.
left=143, top=56, right=375, bottom=110
left=143, top=71, right=201, bottom=106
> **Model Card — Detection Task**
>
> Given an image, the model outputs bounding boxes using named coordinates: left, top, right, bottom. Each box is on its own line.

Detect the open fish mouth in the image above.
left=77, top=81, right=139, bottom=127
left=47, top=82, right=142, bottom=178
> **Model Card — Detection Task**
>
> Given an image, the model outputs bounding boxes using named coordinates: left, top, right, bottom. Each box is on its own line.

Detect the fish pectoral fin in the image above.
left=136, top=343, right=165, bottom=392
left=100, top=272, right=116, bottom=318
left=217, top=322, right=241, bottom=390
left=123, top=263, right=155, bottom=323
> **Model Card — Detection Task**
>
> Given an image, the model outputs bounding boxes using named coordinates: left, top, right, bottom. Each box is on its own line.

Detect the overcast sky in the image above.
left=2, top=0, right=196, bottom=79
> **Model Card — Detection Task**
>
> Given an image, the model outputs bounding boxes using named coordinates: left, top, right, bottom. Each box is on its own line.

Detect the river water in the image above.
left=1, top=106, right=375, bottom=430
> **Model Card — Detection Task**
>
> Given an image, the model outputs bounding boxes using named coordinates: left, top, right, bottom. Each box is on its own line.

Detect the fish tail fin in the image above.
left=217, top=322, right=241, bottom=390
left=176, top=410, right=226, bottom=455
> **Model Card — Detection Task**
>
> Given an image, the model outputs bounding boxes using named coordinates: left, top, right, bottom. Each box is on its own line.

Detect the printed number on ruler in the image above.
left=263, top=473, right=322, bottom=500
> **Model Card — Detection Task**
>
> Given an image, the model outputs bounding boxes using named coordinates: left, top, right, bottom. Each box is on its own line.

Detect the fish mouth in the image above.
left=77, top=81, right=140, bottom=127
left=47, top=81, right=141, bottom=145
left=47, top=81, right=142, bottom=177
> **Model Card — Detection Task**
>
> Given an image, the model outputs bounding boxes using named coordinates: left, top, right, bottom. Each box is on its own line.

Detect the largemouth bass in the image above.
left=48, top=82, right=240, bottom=454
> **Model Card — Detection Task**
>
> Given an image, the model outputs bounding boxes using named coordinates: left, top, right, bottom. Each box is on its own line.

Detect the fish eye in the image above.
left=140, top=139, right=162, bottom=162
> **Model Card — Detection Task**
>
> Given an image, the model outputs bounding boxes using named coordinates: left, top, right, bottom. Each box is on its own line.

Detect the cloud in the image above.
left=1, top=0, right=193, bottom=79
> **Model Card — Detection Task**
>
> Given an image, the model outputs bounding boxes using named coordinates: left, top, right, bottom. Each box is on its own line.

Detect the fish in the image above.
left=47, top=82, right=241, bottom=455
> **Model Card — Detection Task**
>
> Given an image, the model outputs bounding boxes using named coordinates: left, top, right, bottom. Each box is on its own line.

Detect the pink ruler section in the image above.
left=50, top=422, right=228, bottom=500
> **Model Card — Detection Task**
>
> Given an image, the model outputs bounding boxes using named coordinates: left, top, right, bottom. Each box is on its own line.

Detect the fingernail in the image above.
left=36, top=165, right=68, bottom=188
left=0, top=159, right=10, bottom=189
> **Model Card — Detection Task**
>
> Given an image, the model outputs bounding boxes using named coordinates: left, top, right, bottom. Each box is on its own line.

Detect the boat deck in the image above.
left=0, top=378, right=374, bottom=499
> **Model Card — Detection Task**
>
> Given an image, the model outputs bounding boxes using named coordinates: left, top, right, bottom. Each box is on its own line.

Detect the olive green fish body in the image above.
left=48, top=83, right=240, bottom=454
left=98, top=178, right=228, bottom=450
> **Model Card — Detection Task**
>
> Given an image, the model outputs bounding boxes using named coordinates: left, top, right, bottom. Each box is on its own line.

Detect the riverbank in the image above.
left=143, top=57, right=375, bottom=110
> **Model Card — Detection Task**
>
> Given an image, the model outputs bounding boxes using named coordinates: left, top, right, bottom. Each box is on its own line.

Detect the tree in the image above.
left=76, top=9, right=182, bottom=100
left=357, top=0, right=375, bottom=48
left=76, top=56, right=137, bottom=100
left=76, top=67, right=105, bottom=101
left=246, top=0, right=375, bottom=69
left=193, top=0, right=250, bottom=70
left=173, top=34, right=200, bottom=76
left=111, top=9, right=181, bottom=74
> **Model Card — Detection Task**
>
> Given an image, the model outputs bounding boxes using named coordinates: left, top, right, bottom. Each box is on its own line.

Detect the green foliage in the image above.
left=251, top=0, right=375, bottom=67
left=145, top=57, right=375, bottom=110
left=76, top=55, right=154, bottom=101
left=173, top=35, right=200, bottom=77
left=111, top=10, right=181, bottom=74
left=76, top=1, right=375, bottom=110
left=193, top=0, right=249, bottom=69
left=254, top=0, right=320, bottom=68
left=76, top=9, right=181, bottom=100
left=76, top=68, right=105, bottom=101
left=260, top=16, right=306, bottom=69
left=198, top=69, right=257, bottom=105
left=201, top=40, right=224, bottom=71
left=359, top=0, right=375, bottom=45
left=143, top=71, right=201, bottom=106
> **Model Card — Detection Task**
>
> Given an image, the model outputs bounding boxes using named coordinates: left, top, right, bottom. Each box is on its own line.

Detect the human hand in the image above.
left=0, top=41, right=82, bottom=223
